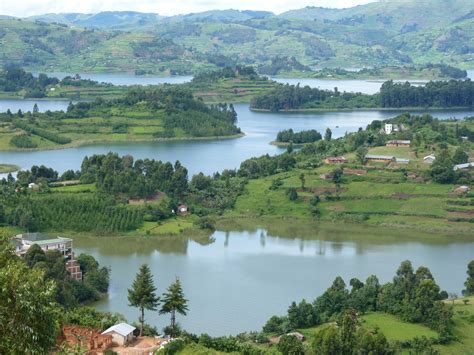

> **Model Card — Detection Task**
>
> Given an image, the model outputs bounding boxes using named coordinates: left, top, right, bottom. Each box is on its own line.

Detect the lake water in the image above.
left=74, top=227, right=474, bottom=335
left=1, top=100, right=473, bottom=176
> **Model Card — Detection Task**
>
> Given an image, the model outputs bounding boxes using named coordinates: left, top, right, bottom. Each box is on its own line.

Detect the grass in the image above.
left=361, top=312, right=438, bottom=341
left=436, top=296, right=474, bottom=355
left=136, top=217, right=197, bottom=236
left=0, top=163, right=20, bottom=173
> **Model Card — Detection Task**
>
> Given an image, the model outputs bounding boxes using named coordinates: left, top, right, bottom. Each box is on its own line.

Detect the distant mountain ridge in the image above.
left=0, top=0, right=472, bottom=73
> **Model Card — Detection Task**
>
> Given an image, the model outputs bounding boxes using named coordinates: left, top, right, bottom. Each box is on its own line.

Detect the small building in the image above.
left=423, top=154, right=436, bottom=164
left=14, top=233, right=82, bottom=280
left=453, top=162, right=474, bottom=171
left=386, top=140, right=410, bottom=147
left=365, top=155, right=396, bottom=163
left=178, top=204, right=188, bottom=215
left=286, top=332, right=305, bottom=342
left=453, top=185, right=471, bottom=194
left=102, top=323, right=136, bottom=346
left=319, top=173, right=334, bottom=180
left=384, top=123, right=393, bottom=135
left=28, top=182, right=40, bottom=190
left=384, top=123, right=406, bottom=135
left=325, top=156, right=347, bottom=164
left=395, top=158, right=410, bottom=164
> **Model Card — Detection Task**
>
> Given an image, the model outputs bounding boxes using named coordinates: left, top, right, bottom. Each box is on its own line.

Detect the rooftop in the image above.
left=102, top=323, right=136, bottom=337
left=365, top=155, right=395, bottom=160
left=15, top=233, right=72, bottom=245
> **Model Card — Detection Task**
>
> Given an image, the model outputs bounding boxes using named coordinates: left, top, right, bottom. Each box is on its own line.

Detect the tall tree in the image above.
left=463, top=260, right=474, bottom=296
left=128, top=264, right=160, bottom=336
left=160, top=278, right=188, bottom=332
left=0, top=234, right=60, bottom=353
left=324, top=128, right=332, bottom=141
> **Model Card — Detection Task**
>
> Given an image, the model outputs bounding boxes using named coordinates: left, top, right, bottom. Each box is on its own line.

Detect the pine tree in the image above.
left=128, top=264, right=160, bottom=336
left=463, top=260, right=474, bottom=296
left=160, top=278, right=188, bottom=332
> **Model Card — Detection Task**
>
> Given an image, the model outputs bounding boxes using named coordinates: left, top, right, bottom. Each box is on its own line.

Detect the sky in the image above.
left=0, top=0, right=378, bottom=18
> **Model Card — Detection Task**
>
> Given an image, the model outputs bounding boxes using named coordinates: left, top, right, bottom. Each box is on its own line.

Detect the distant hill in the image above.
left=0, top=0, right=472, bottom=73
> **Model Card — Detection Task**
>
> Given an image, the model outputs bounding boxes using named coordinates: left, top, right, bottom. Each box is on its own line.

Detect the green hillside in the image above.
left=1, top=0, right=473, bottom=73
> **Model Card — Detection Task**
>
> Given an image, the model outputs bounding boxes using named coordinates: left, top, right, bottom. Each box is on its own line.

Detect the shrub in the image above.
left=10, top=134, right=37, bottom=148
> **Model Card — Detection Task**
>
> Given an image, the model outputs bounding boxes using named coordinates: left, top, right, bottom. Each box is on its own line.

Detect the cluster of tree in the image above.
left=0, top=65, right=58, bottom=97
left=250, top=83, right=378, bottom=111
left=238, top=153, right=296, bottom=179
left=24, top=245, right=109, bottom=307
left=81, top=153, right=189, bottom=199
left=128, top=264, right=188, bottom=336
left=10, top=133, right=38, bottom=148
left=430, top=147, right=471, bottom=184
left=192, top=66, right=258, bottom=83
left=276, top=129, right=322, bottom=144
left=0, top=193, right=143, bottom=232
left=257, top=56, right=311, bottom=76
left=251, top=79, right=474, bottom=111
left=380, top=80, right=474, bottom=108
left=263, top=261, right=457, bottom=338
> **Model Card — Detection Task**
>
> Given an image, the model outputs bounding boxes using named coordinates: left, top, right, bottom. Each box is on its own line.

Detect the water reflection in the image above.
left=73, top=224, right=474, bottom=336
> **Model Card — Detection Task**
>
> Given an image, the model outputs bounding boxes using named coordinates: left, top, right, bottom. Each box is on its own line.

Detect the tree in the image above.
left=299, top=173, right=305, bottom=191
left=128, top=264, right=160, bottom=336
left=278, top=334, right=304, bottom=355
left=287, top=188, right=298, bottom=201
left=356, top=146, right=368, bottom=164
left=33, top=103, right=39, bottom=115
left=0, top=236, right=60, bottom=353
left=462, top=260, right=474, bottom=296
left=324, top=128, right=332, bottom=142
left=430, top=149, right=455, bottom=184
left=452, top=147, right=468, bottom=165
left=160, top=278, right=188, bottom=333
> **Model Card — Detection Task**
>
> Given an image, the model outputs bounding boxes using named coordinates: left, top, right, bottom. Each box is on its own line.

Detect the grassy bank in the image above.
left=0, top=163, right=20, bottom=173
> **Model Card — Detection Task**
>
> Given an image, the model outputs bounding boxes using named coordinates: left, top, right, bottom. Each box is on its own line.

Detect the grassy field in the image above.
left=226, top=143, right=474, bottom=234
left=436, top=296, right=474, bottom=355
left=361, top=312, right=438, bottom=341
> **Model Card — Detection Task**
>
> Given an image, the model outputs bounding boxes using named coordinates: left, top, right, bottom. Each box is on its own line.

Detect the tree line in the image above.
left=250, top=79, right=474, bottom=111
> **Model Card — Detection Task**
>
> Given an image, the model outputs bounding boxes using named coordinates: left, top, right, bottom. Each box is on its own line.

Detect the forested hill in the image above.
left=1, top=0, right=473, bottom=73
left=250, top=80, right=474, bottom=111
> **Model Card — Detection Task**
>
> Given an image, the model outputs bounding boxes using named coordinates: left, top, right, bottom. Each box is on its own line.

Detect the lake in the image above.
left=0, top=100, right=473, bottom=176
left=74, top=224, right=474, bottom=336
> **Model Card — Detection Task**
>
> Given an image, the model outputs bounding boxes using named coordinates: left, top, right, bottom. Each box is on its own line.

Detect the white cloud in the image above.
left=0, top=0, right=378, bottom=18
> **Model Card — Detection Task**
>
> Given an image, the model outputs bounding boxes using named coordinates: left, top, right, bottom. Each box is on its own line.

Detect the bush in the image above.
left=10, top=134, right=37, bottom=148
left=161, top=339, right=186, bottom=355
left=278, top=334, right=305, bottom=355
left=193, top=216, right=216, bottom=230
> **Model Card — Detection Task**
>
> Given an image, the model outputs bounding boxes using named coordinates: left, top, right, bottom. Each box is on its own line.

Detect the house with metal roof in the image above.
left=453, top=162, right=474, bottom=171
left=102, top=323, right=136, bottom=345
left=365, top=155, right=396, bottom=162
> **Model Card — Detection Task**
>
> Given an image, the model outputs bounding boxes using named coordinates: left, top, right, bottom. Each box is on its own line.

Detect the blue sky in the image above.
left=1, top=0, right=378, bottom=17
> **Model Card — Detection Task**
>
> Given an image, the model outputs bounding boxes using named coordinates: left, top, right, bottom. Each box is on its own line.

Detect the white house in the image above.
left=423, top=154, right=436, bottom=164
left=453, top=162, right=474, bottom=171
left=102, top=323, right=136, bottom=345
left=384, top=124, right=393, bottom=135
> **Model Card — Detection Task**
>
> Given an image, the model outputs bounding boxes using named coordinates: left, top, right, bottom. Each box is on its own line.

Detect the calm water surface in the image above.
left=1, top=101, right=473, bottom=176
left=74, top=228, right=474, bottom=335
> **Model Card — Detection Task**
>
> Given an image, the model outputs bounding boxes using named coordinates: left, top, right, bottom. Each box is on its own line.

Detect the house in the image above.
left=286, top=332, right=305, bottom=342
left=395, top=158, right=410, bottom=164
left=60, top=326, right=112, bottom=351
left=384, top=123, right=406, bottom=135
left=423, top=154, right=436, bottom=164
left=386, top=140, right=411, bottom=147
left=178, top=204, right=188, bottom=215
left=324, top=156, right=347, bottom=164
left=384, top=123, right=393, bottom=135
left=14, top=233, right=82, bottom=280
left=28, top=182, right=40, bottom=190
left=102, top=323, right=136, bottom=346
left=453, top=185, right=471, bottom=194
left=365, top=155, right=396, bottom=163
left=453, top=162, right=474, bottom=171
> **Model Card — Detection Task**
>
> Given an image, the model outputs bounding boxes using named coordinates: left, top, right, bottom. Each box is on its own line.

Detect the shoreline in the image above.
left=0, top=132, right=246, bottom=152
